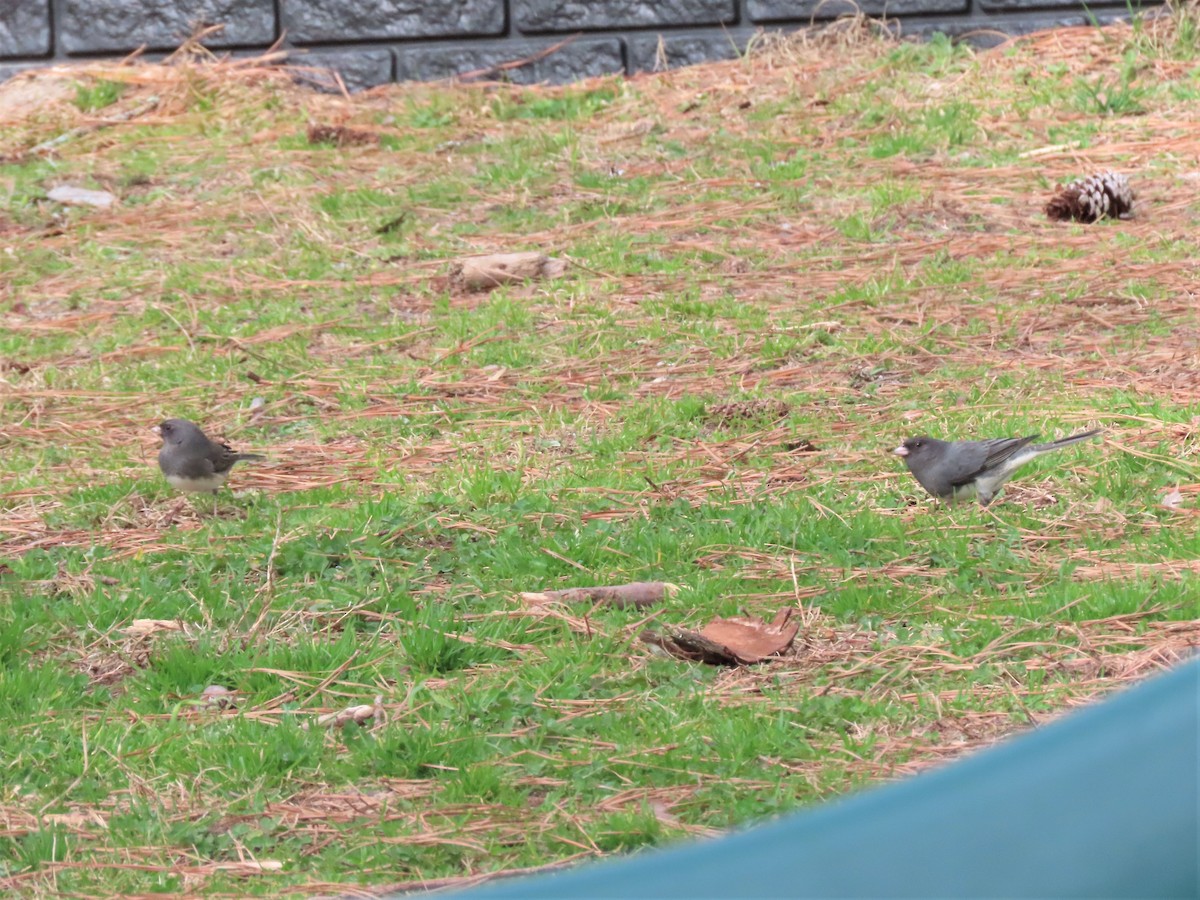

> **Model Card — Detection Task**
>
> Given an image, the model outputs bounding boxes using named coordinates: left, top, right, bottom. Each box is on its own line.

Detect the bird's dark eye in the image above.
left=913, top=440, right=922, bottom=448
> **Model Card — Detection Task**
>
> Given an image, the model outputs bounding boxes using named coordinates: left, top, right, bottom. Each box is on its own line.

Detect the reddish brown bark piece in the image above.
left=642, top=607, right=799, bottom=666
left=521, top=581, right=677, bottom=609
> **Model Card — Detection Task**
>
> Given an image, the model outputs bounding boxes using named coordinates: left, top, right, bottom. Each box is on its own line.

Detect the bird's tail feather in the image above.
left=233, top=453, right=265, bottom=462
left=1033, top=429, right=1102, bottom=452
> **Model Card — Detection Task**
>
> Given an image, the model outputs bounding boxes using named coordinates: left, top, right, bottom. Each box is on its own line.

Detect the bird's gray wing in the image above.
left=209, top=441, right=243, bottom=475
left=977, top=436, right=1039, bottom=474
left=939, top=437, right=1036, bottom=489
left=171, top=452, right=217, bottom=479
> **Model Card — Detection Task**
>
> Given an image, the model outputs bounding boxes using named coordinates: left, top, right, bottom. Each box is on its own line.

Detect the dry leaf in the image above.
left=642, top=607, right=800, bottom=666
left=699, top=607, right=800, bottom=663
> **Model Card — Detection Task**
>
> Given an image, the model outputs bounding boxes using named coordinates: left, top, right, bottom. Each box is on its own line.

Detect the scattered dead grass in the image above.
left=5, top=604, right=1190, bottom=895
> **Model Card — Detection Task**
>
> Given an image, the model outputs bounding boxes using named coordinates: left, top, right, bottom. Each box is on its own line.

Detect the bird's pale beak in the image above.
left=151, top=425, right=162, bottom=437
left=893, top=445, right=908, bottom=457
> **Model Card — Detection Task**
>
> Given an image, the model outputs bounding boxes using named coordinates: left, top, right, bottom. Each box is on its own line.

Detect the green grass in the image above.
left=1, top=10, right=1200, bottom=896
left=73, top=79, right=125, bottom=112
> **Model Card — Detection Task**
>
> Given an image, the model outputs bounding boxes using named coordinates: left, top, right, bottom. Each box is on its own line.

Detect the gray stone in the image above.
left=5, top=0, right=1174, bottom=90
left=535, top=38, right=625, bottom=83
left=904, top=7, right=1133, bottom=43
left=295, top=48, right=395, bottom=92
left=0, top=3, right=51, bottom=57
left=514, top=0, right=735, bottom=33
left=980, top=0, right=1133, bottom=8
left=283, top=0, right=504, bottom=43
left=749, top=0, right=966, bottom=21
left=61, top=0, right=276, bottom=54
left=898, top=21, right=1011, bottom=47
left=902, top=14, right=1060, bottom=45
left=627, top=32, right=742, bottom=73
left=396, top=38, right=625, bottom=84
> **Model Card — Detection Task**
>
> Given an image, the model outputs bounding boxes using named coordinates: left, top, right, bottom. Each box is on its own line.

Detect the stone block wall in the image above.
left=0, top=0, right=1163, bottom=90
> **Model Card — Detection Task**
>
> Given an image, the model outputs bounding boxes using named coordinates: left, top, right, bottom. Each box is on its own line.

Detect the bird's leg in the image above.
left=168, top=497, right=189, bottom=523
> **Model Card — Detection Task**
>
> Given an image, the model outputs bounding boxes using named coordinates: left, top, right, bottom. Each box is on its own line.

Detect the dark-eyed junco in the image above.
left=154, top=418, right=263, bottom=495
left=893, top=429, right=1101, bottom=505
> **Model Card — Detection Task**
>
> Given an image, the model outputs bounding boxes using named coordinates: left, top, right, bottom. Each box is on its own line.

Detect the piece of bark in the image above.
left=705, top=399, right=791, bottom=425
left=307, top=123, right=379, bottom=147
left=642, top=607, right=799, bottom=666
left=122, top=618, right=184, bottom=638
left=453, top=252, right=566, bottom=292
left=521, top=581, right=678, bottom=609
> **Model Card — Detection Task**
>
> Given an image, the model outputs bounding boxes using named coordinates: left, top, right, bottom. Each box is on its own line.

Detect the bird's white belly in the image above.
left=166, top=473, right=228, bottom=493
left=949, top=481, right=980, bottom=501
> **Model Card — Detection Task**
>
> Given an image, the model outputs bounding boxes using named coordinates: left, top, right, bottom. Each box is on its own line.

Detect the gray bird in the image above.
left=154, top=418, right=263, bottom=495
left=893, top=429, right=1101, bottom=505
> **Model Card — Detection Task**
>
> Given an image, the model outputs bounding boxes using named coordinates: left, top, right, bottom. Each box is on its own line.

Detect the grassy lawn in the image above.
left=2, top=13, right=1199, bottom=896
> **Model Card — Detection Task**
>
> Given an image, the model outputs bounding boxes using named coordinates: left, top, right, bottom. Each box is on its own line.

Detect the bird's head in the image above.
left=893, top=436, right=934, bottom=462
left=154, top=418, right=200, bottom=446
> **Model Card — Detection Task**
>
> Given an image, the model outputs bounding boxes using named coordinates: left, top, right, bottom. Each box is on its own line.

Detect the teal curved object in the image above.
left=445, top=660, right=1199, bottom=899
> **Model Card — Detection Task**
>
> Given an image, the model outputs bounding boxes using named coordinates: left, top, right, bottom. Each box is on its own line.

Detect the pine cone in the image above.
left=1045, top=171, right=1134, bottom=223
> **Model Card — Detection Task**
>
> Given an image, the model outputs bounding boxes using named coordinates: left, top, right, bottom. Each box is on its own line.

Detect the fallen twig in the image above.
left=26, top=95, right=161, bottom=158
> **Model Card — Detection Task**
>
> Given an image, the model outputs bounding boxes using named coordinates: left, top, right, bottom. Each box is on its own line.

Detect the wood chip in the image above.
left=521, top=581, right=678, bottom=609
left=122, top=618, right=184, bottom=638
left=452, top=252, right=567, bottom=292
